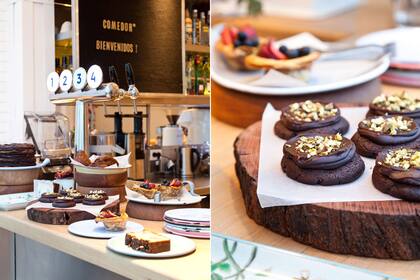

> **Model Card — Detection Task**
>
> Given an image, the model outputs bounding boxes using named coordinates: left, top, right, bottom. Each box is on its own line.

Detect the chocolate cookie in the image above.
left=88, top=190, right=108, bottom=200
left=352, top=116, right=420, bottom=158
left=274, top=100, right=349, bottom=140
left=367, top=93, right=420, bottom=125
left=66, top=191, right=85, bottom=203
left=90, top=156, right=118, bottom=168
left=52, top=197, right=76, bottom=208
left=372, top=149, right=420, bottom=201
left=83, top=194, right=106, bottom=205
left=39, top=192, right=59, bottom=203
left=281, top=134, right=365, bottom=186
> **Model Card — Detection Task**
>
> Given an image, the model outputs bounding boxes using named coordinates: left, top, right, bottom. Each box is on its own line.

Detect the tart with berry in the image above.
left=216, top=25, right=320, bottom=76
left=95, top=210, right=128, bottom=231
left=127, top=181, right=158, bottom=199
left=158, top=179, right=183, bottom=199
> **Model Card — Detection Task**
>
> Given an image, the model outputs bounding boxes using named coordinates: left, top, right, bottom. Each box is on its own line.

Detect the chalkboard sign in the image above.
left=77, top=0, right=182, bottom=93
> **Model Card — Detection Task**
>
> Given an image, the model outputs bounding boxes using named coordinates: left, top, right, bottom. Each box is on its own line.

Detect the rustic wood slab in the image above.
left=212, top=79, right=381, bottom=128
left=27, top=200, right=120, bottom=225
left=234, top=121, right=420, bottom=260
left=126, top=201, right=202, bottom=221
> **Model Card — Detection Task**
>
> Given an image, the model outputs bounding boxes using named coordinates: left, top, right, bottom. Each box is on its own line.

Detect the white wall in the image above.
left=0, top=0, right=10, bottom=142
left=6, top=0, right=55, bottom=143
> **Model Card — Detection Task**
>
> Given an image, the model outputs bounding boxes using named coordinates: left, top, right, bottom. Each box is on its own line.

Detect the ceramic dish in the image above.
left=0, top=192, right=37, bottom=211
left=212, top=233, right=398, bottom=279
left=68, top=220, right=144, bottom=239
left=107, top=233, right=196, bottom=258
left=164, top=208, right=210, bottom=223
left=211, top=24, right=390, bottom=96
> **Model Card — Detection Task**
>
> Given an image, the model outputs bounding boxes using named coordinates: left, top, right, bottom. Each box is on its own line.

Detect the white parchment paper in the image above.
left=257, top=104, right=399, bottom=208
left=26, top=195, right=119, bottom=216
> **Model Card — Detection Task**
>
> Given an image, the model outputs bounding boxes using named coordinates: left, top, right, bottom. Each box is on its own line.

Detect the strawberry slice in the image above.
left=221, top=27, right=233, bottom=45
left=268, top=39, right=286, bottom=60
left=229, top=27, right=239, bottom=41
left=240, top=25, right=257, bottom=38
left=258, top=43, right=275, bottom=59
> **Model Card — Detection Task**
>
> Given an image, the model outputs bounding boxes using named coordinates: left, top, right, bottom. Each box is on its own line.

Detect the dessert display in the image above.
left=367, top=92, right=420, bottom=124
left=127, top=179, right=183, bottom=200
left=274, top=100, right=349, bottom=140
left=88, top=190, right=108, bottom=200
left=0, top=143, right=36, bottom=167
left=281, top=134, right=365, bottom=185
left=125, top=230, right=171, bottom=253
left=216, top=25, right=320, bottom=75
left=95, top=210, right=128, bottom=231
left=82, top=194, right=106, bottom=205
left=352, top=115, right=420, bottom=158
left=373, top=148, right=420, bottom=201
left=39, top=192, right=60, bottom=203
left=52, top=196, right=76, bottom=208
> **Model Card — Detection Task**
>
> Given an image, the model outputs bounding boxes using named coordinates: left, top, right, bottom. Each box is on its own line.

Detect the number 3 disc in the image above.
left=73, top=67, right=87, bottom=90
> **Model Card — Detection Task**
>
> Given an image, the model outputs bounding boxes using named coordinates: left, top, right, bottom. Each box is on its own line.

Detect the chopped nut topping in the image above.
left=57, top=196, right=73, bottom=200
left=85, top=194, right=103, bottom=200
left=294, top=134, right=343, bottom=158
left=382, top=148, right=420, bottom=169
left=287, top=100, right=338, bottom=122
left=372, top=92, right=420, bottom=112
left=361, top=116, right=414, bottom=135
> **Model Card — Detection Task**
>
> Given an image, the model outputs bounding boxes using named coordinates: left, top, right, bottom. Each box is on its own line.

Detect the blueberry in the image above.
left=279, top=45, right=288, bottom=54
left=237, top=32, right=247, bottom=42
left=246, top=39, right=259, bottom=47
left=286, top=49, right=299, bottom=59
left=234, top=40, right=242, bottom=48
left=298, top=47, right=311, bottom=56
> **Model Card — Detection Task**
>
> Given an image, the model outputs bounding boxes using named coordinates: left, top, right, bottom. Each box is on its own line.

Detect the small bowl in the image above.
left=74, top=165, right=128, bottom=188
left=0, top=159, right=49, bottom=186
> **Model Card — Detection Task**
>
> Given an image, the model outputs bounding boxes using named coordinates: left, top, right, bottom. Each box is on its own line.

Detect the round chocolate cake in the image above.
left=352, top=115, right=420, bottom=158
left=281, top=133, right=365, bottom=185
left=274, top=100, right=349, bottom=140
left=366, top=93, right=420, bottom=125
left=373, top=148, right=420, bottom=201
left=0, top=143, right=36, bottom=167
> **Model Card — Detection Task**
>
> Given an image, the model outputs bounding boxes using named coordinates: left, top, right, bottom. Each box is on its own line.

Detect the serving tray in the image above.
left=234, top=120, right=420, bottom=260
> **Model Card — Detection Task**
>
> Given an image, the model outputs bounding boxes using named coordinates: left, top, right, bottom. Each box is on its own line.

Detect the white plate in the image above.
left=164, top=208, right=210, bottom=223
left=211, top=24, right=390, bottom=95
left=0, top=192, right=37, bottom=211
left=125, top=186, right=204, bottom=205
left=357, top=27, right=420, bottom=65
left=107, top=233, right=196, bottom=258
left=68, top=220, right=144, bottom=239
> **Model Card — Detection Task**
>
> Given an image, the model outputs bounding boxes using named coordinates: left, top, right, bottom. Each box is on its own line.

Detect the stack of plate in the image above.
left=163, top=208, right=210, bottom=239
left=357, top=27, right=420, bottom=88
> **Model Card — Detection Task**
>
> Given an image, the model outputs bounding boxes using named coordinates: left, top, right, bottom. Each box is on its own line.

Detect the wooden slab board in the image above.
left=234, top=121, right=420, bottom=260
left=126, top=201, right=202, bottom=221
left=27, top=200, right=120, bottom=225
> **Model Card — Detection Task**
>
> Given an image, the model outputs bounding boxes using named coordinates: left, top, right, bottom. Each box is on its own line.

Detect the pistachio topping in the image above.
left=288, top=100, right=338, bottom=122
left=382, top=148, right=420, bottom=170
left=372, top=92, right=420, bottom=112
left=85, top=194, right=103, bottom=200
left=361, top=116, right=414, bottom=135
left=57, top=196, right=73, bottom=200
left=295, top=134, right=343, bottom=158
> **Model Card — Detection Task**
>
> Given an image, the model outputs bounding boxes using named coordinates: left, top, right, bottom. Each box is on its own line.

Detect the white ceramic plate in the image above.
left=164, top=208, right=210, bottom=223
left=212, top=233, right=398, bottom=279
left=0, top=192, right=37, bottom=211
left=107, top=233, right=196, bottom=258
left=211, top=24, right=390, bottom=95
left=125, top=186, right=204, bottom=205
left=68, top=220, right=144, bottom=239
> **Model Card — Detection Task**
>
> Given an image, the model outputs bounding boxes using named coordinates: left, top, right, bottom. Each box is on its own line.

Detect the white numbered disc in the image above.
left=46, top=72, right=59, bottom=93
left=72, top=67, right=87, bottom=90
left=87, top=65, right=103, bottom=89
left=59, top=69, right=73, bottom=92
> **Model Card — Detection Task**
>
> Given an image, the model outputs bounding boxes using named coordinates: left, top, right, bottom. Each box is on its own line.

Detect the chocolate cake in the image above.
left=281, top=133, right=365, bottom=185
left=274, top=101, right=349, bottom=140
left=125, top=230, right=170, bottom=253
left=373, top=148, right=420, bottom=201
left=0, top=143, right=36, bottom=167
left=352, top=115, right=420, bottom=158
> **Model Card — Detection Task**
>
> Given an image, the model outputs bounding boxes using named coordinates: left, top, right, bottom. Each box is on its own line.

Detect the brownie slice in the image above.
left=125, top=231, right=170, bottom=254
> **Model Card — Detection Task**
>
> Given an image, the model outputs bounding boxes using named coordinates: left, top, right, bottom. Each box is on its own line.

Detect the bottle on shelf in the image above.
left=192, top=9, right=198, bottom=45
left=61, top=56, right=68, bottom=70
left=200, top=12, right=207, bottom=46
left=202, top=56, right=210, bottom=95
left=185, top=56, right=194, bottom=95
left=185, top=9, right=192, bottom=44
left=194, top=54, right=201, bottom=95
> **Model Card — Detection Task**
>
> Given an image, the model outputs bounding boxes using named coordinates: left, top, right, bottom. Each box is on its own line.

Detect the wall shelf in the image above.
left=185, top=44, right=209, bottom=53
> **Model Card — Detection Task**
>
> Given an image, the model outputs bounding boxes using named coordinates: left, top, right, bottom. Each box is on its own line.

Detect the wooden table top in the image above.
left=211, top=84, right=420, bottom=280
left=0, top=203, right=210, bottom=280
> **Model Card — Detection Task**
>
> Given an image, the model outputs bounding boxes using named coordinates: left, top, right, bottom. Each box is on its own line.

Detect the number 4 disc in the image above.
left=87, top=65, right=103, bottom=89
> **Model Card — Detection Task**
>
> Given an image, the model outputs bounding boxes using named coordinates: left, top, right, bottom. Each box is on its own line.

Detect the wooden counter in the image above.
left=211, top=85, right=420, bottom=280
left=0, top=204, right=210, bottom=280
